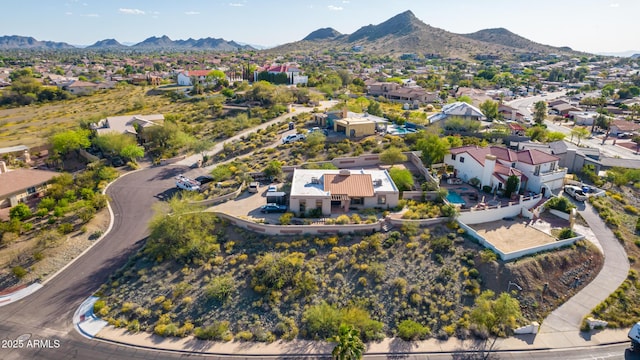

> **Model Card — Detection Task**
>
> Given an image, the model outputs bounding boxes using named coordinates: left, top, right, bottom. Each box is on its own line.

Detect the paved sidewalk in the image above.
left=94, top=326, right=630, bottom=357
left=539, top=202, right=630, bottom=334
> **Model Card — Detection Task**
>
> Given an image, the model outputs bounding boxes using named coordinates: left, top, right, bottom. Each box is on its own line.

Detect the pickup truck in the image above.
left=630, top=322, right=640, bottom=352
left=282, top=133, right=306, bottom=144
left=176, top=175, right=201, bottom=192
left=563, top=185, right=587, bottom=202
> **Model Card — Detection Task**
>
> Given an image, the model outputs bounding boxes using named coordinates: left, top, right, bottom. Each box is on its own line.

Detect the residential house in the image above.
left=366, top=81, right=438, bottom=104
left=0, top=163, right=58, bottom=209
left=428, top=102, right=484, bottom=123
left=444, top=145, right=566, bottom=196
left=550, top=101, right=582, bottom=116
left=315, top=109, right=388, bottom=137
left=498, top=104, right=525, bottom=122
left=91, top=114, right=164, bottom=143
left=569, top=111, right=600, bottom=126
left=609, top=119, right=640, bottom=136
left=289, top=168, right=399, bottom=216
left=64, top=80, right=100, bottom=95
left=177, top=70, right=212, bottom=86
left=507, top=122, right=526, bottom=136
left=253, top=63, right=308, bottom=85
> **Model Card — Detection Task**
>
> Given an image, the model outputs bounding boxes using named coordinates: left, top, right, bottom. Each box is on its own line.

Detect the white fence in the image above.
left=458, top=220, right=584, bottom=261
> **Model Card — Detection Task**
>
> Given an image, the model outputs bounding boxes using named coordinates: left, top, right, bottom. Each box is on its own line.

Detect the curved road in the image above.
left=0, top=165, right=194, bottom=360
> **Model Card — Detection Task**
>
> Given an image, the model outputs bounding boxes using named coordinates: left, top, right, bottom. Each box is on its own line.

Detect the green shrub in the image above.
left=93, top=299, right=106, bottom=314
left=10, top=203, right=32, bottom=221
left=57, top=223, right=74, bottom=235
left=236, top=331, right=254, bottom=341
left=194, top=321, right=231, bottom=340
left=335, top=214, right=351, bottom=224
left=127, top=319, right=141, bottom=333
left=12, top=266, right=28, bottom=279
left=558, top=228, right=576, bottom=240
left=279, top=212, right=293, bottom=225
left=546, top=196, right=575, bottom=214
left=480, top=249, right=498, bottom=263
left=397, top=319, right=430, bottom=341
left=205, top=275, right=235, bottom=302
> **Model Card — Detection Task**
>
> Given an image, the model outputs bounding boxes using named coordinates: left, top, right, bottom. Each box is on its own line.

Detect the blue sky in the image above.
left=1, top=0, right=638, bottom=53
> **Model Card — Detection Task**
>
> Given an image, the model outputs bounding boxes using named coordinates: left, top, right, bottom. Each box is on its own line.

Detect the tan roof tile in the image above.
left=324, top=174, right=374, bottom=197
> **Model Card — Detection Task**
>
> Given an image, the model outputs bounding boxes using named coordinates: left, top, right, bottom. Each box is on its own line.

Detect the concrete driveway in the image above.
left=206, top=186, right=285, bottom=224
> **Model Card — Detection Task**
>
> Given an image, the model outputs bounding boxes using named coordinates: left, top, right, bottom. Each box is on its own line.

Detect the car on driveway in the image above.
left=176, top=175, right=201, bottom=192
left=195, top=175, right=215, bottom=184
left=267, top=185, right=278, bottom=193
left=260, top=203, right=288, bottom=213
left=564, top=185, right=587, bottom=201
left=282, top=133, right=306, bottom=144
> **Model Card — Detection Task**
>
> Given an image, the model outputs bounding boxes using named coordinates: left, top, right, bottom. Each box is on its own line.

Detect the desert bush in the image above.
left=279, top=212, right=293, bottom=225
left=335, top=214, right=351, bottom=224
left=251, top=252, right=305, bottom=292
left=546, top=196, right=575, bottom=214
left=12, top=266, right=28, bottom=279
left=479, top=249, right=498, bottom=263
left=194, top=321, right=231, bottom=340
left=558, top=228, right=576, bottom=240
left=205, top=275, right=235, bottom=302
left=397, top=319, right=431, bottom=340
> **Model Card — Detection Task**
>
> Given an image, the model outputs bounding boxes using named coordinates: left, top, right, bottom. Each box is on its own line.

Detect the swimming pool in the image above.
left=446, top=190, right=466, bottom=205
left=387, top=124, right=417, bottom=135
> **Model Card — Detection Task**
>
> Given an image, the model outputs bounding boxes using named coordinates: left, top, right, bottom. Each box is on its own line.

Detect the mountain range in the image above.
left=0, top=35, right=254, bottom=51
left=0, top=10, right=593, bottom=58
left=273, top=11, right=582, bottom=59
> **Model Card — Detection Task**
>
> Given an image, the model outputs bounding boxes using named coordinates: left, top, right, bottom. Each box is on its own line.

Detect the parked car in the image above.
left=629, top=321, right=640, bottom=352
left=267, top=185, right=278, bottom=193
left=282, top=133, right=306, bottom=144
left=563, top=185, right=587, bottom=202
left=248, top=182, right=260, bottom=193
left=195, top=175, right=214, bottom=184
left=308, top=127, right=328, bottom=136
left=176, top=175, right=201, bottom=192
left=260, top=203, right=288, bottom=213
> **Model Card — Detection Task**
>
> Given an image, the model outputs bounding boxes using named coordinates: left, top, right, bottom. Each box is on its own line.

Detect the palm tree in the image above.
left=330, top=324, right=365, bottom=360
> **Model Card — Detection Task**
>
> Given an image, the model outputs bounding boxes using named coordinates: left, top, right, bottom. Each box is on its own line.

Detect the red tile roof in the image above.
left=324, top=174, right=374, bottom=197
left=516, top=149, right=559, bottom=165
left=186, top=70, right=211, bottom=77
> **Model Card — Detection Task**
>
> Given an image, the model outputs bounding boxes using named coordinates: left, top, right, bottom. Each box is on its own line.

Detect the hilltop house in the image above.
left=177, top=70, right=213, bottom=86
left=366, top=81, right=438, bottom=104
left=253, top=63, right=308, bottom=85
left=289, top=168, right=399, bottom=216
left=428, top=102, right=485, bottom=123
left=314, top=109, right=388, bottom=137
left=444, top=145, right=566, bottom=196
left=91, top=114, right=164, bottom=143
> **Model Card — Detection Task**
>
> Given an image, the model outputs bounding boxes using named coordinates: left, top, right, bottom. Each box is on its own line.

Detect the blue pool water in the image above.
left=446, top=191, right=466, bottom=205
left=387, top=124, right=417, bottom=135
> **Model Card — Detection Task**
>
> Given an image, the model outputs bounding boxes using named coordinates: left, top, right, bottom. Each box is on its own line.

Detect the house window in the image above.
left=316, top=200, right=323, bottom=208
left=534, top=165, right=540, bottom=176
left=451, top=154, right=456, bottom=160
left=550, top=162, right=556, bottom=171
left=351, top=197, right=364, bottom=205
left=378, top=195, right=386, bottom=205
left=459, top=157, right=465, bottom=163
left=511, top=162, right=516, bottom=168
left=27, top=186, right=37, bottom=195
left=299, top=200, right=306, bottom=213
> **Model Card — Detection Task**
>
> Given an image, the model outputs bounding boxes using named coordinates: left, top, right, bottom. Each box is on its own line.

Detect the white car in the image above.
left=563, top=185, right=587, bottom=202
left=282, top=133, right=306, bottom=144
left=176, top=175, right=201, bottom=192
left=267, top=185, right=278, bottom=193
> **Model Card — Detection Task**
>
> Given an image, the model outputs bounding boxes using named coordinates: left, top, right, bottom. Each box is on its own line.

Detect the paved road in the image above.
left=175, top=100, right=338, bottom=167
left=539, top=201, right=630, bottom=334
left=0, top=165, right=198, bottom=360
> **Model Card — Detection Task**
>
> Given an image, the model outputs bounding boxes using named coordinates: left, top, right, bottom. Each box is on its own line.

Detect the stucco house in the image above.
left=444, top=145, right=566, bottom=196
left=289, top=168, right=399, bottom=216
left=0, top=163, right=58, bottom=209
left=177, top=70, right=213, bottom=86
left=253, top=63, right=308, bottom=85
left=91, top=114, right=164, bottom=143
left=428, top=102, right=484, bottom=123
left=366, top=81, right=437, bottom=104
left=315, top=109, right=388, bottom=137
left=609, top=119, right=640, bottom=136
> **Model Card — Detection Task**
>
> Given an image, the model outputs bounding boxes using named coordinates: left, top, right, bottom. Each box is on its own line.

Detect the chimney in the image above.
left=481, top=154, right=497, bottom=190
left=342, top=107, right=348, bottom=119
left=24, top=150, right=32, bottom=164
left=0, top=161, right=6, bottom=174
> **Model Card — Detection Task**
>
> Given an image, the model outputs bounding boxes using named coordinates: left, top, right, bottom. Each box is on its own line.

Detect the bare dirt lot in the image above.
left=472, top=218, right=558, bottom=253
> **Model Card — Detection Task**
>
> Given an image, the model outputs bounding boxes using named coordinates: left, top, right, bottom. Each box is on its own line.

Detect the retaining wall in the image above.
left=213, top=212, right=382, bottom=236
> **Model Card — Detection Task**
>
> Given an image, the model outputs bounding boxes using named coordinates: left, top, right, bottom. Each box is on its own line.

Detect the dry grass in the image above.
left=0, top=85, right=200, bottom=148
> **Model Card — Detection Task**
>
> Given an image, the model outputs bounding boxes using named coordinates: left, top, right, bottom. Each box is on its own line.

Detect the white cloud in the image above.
left=119, top=8, right=145, bottom=15
left=328, top=5, right=343, bottom=11
left=229, top=3, right=245, bottom=6
left=185, top=11, right=200, bottom=15
left=342, top=0, right=350, bottom=3
left=610, top=3, right=620, bottom=7
left=65, top=11, right=73, bottom=15
left=82, top=13, right=99, bottom=17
